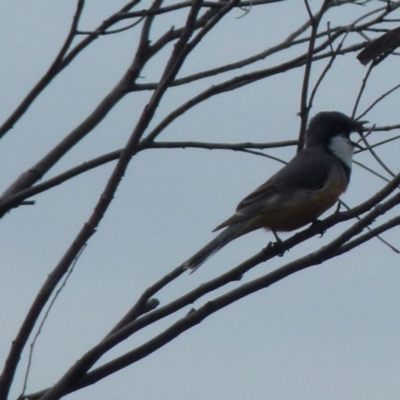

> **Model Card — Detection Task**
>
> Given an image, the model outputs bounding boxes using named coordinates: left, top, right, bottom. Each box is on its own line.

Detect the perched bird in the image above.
left=182, top=111, right=366, bottom=272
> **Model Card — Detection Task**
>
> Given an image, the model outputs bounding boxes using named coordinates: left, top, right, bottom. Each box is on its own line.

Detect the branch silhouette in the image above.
left=1, top=2, right=400, bottom=400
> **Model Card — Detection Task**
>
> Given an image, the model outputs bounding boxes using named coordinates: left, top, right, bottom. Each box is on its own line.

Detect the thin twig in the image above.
left=19, top=245, right=87, bottom=399
left=352, top=58, right=375, bottom=117
left=359, top=126, right=396, bottom=177
left=297, top=0, right=331, bottom=151
left=358, top=81, right=400, bottom=119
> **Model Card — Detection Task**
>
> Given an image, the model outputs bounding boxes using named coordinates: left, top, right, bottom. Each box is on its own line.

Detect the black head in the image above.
left=305, top=111, right=366, bottom=148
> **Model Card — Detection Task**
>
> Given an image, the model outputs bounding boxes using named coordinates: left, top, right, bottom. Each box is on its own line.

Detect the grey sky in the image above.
left=1, top=1, right=400, bottom=399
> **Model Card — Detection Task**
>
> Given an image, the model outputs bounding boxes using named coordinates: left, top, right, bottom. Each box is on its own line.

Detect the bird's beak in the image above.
left=354, top=120, right=368, bottom=134
left=350, top=120, right=369, bottom=150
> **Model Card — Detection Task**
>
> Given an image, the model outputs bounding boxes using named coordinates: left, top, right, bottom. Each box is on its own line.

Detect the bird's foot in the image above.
left=267, top=231, right=286, bottom=256
left=311, top=219, right=326, bottom=237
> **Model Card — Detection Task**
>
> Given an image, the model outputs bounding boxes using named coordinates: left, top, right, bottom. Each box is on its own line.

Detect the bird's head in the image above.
left=305, top=111, right=368, bottom=169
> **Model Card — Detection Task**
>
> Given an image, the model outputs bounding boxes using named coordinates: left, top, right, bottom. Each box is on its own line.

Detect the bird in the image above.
left=182, top=111, right=366, bottom=272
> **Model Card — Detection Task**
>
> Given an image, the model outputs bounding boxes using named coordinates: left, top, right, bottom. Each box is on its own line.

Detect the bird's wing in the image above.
left=237, top=149, right=335, bottom=212
left=213, top=149, right=339, bottom=232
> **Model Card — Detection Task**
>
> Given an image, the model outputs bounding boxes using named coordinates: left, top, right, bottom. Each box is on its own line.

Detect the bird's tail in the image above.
left=181, top=224, right=243, bottom=272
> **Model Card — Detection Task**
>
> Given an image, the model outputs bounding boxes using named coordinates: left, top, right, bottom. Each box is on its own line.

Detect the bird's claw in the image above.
left=311, top=219, right=326, bottom=237
left=267, top=236, right=286, bottom=257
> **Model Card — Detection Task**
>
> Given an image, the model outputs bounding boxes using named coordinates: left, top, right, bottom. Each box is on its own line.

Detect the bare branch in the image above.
left=298, top=0, right=332, bottom=150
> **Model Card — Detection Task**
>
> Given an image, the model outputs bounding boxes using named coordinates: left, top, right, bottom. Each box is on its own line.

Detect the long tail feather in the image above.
left=181, top=224, right=243, bottom=272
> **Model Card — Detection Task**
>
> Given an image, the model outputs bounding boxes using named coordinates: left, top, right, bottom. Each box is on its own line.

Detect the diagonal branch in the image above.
left=0, top=0, right=142, bottom=139
left=0, top=2, right=162, bottom=398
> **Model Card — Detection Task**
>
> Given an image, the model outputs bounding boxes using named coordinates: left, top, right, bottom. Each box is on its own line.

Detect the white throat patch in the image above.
left=329, top=135, right=354, bottom=168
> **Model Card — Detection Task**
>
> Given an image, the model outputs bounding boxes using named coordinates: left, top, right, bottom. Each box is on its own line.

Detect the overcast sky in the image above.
left=1, top=1, right=400, bottom=399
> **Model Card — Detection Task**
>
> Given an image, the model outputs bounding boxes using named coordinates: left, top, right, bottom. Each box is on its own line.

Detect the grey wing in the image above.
left=236, top=149, right=336, bottom=214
